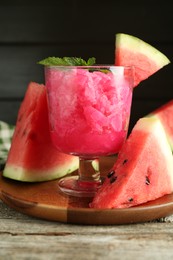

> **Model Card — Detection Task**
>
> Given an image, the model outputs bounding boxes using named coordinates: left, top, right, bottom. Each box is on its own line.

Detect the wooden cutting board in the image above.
left=1, top=156, right=173, bottom=225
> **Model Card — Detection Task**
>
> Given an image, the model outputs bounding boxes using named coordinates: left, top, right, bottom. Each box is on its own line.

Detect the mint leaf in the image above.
left=86, top=58, right=97, bottom=66
left=38, top=57, right=96, bottom=66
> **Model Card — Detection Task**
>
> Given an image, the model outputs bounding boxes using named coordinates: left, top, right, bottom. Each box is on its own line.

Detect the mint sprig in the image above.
left=38, top=57, right=96, bottom=66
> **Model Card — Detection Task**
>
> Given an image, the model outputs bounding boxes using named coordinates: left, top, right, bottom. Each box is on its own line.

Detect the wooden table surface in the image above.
left=1, top=199, right=173, bottom=260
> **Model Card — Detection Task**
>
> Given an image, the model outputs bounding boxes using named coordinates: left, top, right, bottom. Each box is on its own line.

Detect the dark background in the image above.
left=0, top=0, right=172, bottom=130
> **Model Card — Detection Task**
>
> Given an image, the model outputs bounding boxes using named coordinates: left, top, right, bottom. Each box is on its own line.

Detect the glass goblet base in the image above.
left=58, top=175, right=102, bottom=197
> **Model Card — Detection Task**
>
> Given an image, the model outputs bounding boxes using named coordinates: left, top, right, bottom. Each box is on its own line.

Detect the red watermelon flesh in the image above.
left=115, top=33, right=170, bottom=87
left=3, top=82, right=79, bottom=182
left=90, top=117, right=173, bottom=209
left=148, top=100, right=173, bottom=151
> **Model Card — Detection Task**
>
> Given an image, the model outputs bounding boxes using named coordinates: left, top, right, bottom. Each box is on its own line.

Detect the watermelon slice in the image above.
left=147, top=100, right=173, bottom=151
left=115, top=33, right=170, bottom=87
left=3, top=82, right=79, bottom=182
left=90, top=117, right=173, bottom=209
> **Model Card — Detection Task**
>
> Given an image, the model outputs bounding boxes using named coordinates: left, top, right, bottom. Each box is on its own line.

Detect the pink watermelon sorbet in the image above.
left=45, top=66, right=133, bottom=157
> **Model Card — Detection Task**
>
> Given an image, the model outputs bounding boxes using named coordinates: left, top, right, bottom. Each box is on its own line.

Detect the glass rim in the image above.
left=44, top=65, right=134, bottom=69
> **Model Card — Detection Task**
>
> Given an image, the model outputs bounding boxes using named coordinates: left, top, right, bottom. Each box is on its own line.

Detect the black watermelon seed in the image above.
left=110, top=176, right=117, bottom=184
left=123, top=159, right=128, bottom=165
left=22, top=129, right=27, bottom=137
left=145, top=176, right=150, bottom=185
left=128, top=198, right=133, bottom=202
left=107, top=170, right=115, bottom=178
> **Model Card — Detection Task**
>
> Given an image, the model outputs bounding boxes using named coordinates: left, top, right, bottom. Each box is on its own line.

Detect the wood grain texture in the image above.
left=0, top=45, right=172, bottom=99
left=1, top=199, right=173, bottom=259
left=0, top=2, right=173, bottom=258
left=0, top=0, right=173, bottom=43
left=1, top=169, right=173, bottom=225
left=0, top=0, right=173, bottom=124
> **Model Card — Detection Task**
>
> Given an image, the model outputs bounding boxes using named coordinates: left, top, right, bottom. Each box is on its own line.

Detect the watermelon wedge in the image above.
left=3, top=82, right=79, bottom=182
left=148, top=100, right=173, bottom=151
left=90, top=117, right=173, bottom=209
left=115, top=33, right=170, bottom=87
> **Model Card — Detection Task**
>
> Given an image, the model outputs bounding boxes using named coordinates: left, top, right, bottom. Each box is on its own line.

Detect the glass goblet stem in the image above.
left=78, top=157, right=101, bottom=188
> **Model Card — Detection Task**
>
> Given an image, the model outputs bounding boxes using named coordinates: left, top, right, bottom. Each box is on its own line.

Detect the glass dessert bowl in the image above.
left=45, top=65, right=134, bottom=197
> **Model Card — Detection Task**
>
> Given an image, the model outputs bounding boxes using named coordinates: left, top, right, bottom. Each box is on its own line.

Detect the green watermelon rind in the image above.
left=147, top=114, right=173, bottom=152
left=132, top=117, right=173, bottom=191
left=3, top=157, right=79, bottom=182
left=2, top=82, right=79, bottom=183
left=116, top=33, right=170, bottom=67
left=90, top=117, right=173, bottom=209
left=134, top=117, right=173, bottom=187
